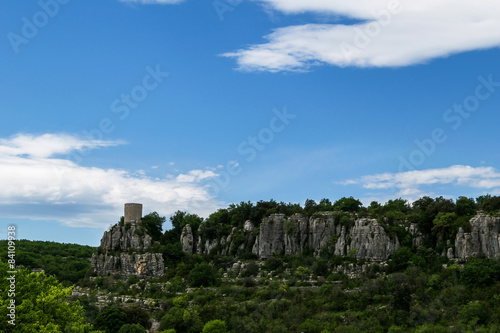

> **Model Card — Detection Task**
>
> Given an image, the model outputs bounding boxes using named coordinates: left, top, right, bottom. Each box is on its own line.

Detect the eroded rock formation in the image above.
left=91, top=204, right=165, bottom=277
left=453, top=213, right=500, bottom=259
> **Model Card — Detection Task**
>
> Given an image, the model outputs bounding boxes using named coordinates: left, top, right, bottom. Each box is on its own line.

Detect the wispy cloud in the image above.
left=0, top=133, right=122, bottom=159
left=224, top=0, right=500, bottom=71
left=340, top=165, right=500, bottom=202
left=0, top=133, right=223, bottom=228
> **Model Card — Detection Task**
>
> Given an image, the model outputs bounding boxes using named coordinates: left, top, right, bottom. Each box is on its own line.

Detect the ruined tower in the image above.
left=124, top=203, right=142, bottom=225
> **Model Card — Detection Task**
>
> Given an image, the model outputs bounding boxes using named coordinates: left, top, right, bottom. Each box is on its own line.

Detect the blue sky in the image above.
left=1, top=0, right=499, bottom=246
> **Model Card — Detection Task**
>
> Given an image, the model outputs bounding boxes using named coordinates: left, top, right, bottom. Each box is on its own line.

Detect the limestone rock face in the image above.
left=454, top=214, right=500, bottom=259
left=243, top=220, right=254, bottom=232
left=283, top=213, right=309, bottom=255
left=255, top=214, right=286, bottom=258
left=406, top=223, right=424, bottom=247
left=91, top=253, right=164, bottom=277
left=348, top=218, right=400, bottom=261
left=181, top=224, right=194, bottom=255
left=188, top=213, right=400, bottom=261
left=91, top=210, right=164, bottom=277
left=309, top=213, right=341, bottom=255
left=100, top=225, right=152, bottom=252
left=249, top=214, right=399, bottom=261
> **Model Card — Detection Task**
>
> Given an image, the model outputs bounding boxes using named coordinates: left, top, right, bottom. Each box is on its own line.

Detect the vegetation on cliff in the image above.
left=3, top=194, right=500, bottom=332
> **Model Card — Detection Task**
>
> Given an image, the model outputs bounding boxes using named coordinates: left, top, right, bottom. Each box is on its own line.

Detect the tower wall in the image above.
left=124, top=203, right=142, bottom=224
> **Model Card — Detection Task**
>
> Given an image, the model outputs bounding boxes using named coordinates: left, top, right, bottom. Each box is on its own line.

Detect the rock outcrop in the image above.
left=91, top=204, right=165, bottom=277
left=90, top=253, right=164, bottom=278
left=181, top=224, right=194, bottom=255
left=186, top=213, right=401, bottom=261
left=453, top=213, right=500, bottom=259
left=100, top=224, right=152, bottom=252
left=181, top=211, right=500, bottom=262
left=346, top=218, right=400, bottom=261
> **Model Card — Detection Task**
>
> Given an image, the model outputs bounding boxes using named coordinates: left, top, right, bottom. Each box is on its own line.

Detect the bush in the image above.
left=242, top=277, right=257, bottom=287
left=117, top=324, right=147, bottom=333
left=461, top=258, right=500, bottom=287
left=189, top=263, right=218, bottom=287
left=94, top=306, right=128, bottom=333
left=202, top=319, right=227, bottom=333
left=124, top=304, right=150, bottom=328
left=241, top=261, right=259, bottom=277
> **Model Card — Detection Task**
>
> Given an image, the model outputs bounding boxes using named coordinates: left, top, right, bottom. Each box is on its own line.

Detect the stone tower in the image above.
left=124, top=203, right=142, bottom=225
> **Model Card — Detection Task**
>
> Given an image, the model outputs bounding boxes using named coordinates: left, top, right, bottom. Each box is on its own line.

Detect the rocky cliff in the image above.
left=181, top=212, right=500, bottom=261
left=453, top=213, right=500, bottom=259
left=182, top=213, right=401, bottom=261
left=91, top=204, right=165, bottom=277
left=99, top=224, right=152, bottom=252
left=90, top=252, right=164, bottom=277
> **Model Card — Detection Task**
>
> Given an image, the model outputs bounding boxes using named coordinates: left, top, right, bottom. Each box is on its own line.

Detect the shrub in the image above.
left=189, top=263, right=218, bottom=287
left=117, top=324, right=147, bottom=333
left=460, top=258, right=500, bottom=287
left=94, top=306, right=128, bottom=333
left=241, top=261, right=259, bottom=277
left=202, top=319, right=227, bottom=333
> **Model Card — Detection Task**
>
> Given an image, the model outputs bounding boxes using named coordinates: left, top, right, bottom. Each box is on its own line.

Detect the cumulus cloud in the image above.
left=224, top=0, right=500, bottom=71
left=340, top=165, right=500, bottom=202
left=0, top=133, right=223, bottom=228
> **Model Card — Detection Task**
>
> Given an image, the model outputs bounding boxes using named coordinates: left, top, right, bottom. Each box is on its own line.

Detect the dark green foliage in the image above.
left=455, top=196, right=477, bottom=217
left=388, top=247, right=414, bottom=273
left=304, top=199, right=319, bottom=215
left=333, top=196, right=363, bottom=212
left=241, top=261, right=259, bottom=277
left=202, top=319, right=228, bottom=333
left=461, top=258, right=500, bottom=287
left=117, top=324, right=147, bottom=333
left=140, top=211, right=165, bottom=242
left=0, top=239, right=94, bottom=284
left=189, top=262, right=218, bottom=287
left=264, top=256, right=283, bottom=271
left=94, top=306, right=128, bottom=333
left=123, top=304, right=150, bottom=329
left=480, top=195, right=500, bottom=213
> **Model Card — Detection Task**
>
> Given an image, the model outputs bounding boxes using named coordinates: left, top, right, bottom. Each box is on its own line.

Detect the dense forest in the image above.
left=2, top=195, right=500, bottom=332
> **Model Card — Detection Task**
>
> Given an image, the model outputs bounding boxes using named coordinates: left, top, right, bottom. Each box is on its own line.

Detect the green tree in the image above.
left=431, top=212, right=457, bottom=240
left=481, top=195, right=500, bottom=213
left=460, top=258, right=500, bottom=287
left=117, top=324, right=147, bottom=333
left=455, top=196, right=477, bottom=217
left=388, top=247, right=414, bottom=273
left=123, top=304, right=150, bottom=329
left=141, top=211, right=165, bottom=242
left=333, top=196, right=362, bottom=212
left=160, top=297, right=202, bottom=333
left=189, top=263, right=218, bottom=287
left=0, top=262, right=100, bottom=333
left=202, top=320, right=227, bottom=333
left=94, top=306, right=128, bottom=333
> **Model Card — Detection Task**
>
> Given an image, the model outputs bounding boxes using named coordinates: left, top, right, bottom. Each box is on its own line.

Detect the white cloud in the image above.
left=224, top=0, right=500, bottom=71
left=120, top=0, right=185, bottom=4
left=0, top=133, right=223, bottom=228
left=0, top=133, right=122, bottom=158
left=341, top=165, right=500, bottom=202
